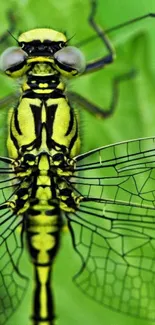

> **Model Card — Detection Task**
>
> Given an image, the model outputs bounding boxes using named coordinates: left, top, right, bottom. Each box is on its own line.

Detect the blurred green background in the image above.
left=1, top=0, right=155, bottom=324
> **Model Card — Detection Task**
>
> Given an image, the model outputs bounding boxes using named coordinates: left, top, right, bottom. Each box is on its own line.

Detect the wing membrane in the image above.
left=71, top=136, right=155, bottom=208
left=66, top=136, right=155, bottom=320
left=67, top=202, right=155, bottom=320
left=0, top=159, right=28, bottom=324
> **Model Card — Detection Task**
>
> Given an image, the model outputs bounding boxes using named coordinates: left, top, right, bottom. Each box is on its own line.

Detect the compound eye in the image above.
left=54, top=46, right=86, bottom=74
left=0, top=46, right=28, bottom=71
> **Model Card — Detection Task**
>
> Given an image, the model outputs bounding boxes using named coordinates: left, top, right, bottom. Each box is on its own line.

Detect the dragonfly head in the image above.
left=0, top=28, right=86, bottom=78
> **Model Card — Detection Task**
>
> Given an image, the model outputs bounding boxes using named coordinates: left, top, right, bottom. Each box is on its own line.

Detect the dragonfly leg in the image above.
left=67, top=70, right=136, bottom=118
left=0, top=93, right=18, bottom=109
left=84, top=0, right=115, bottom=75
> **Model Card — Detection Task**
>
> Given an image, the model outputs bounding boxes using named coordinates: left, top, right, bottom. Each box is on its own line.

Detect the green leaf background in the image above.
left=1, top=0, right=155, bottom=324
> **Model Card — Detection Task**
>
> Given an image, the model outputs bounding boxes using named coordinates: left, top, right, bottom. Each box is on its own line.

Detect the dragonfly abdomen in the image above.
left=25, top=205, right=61, bottom=324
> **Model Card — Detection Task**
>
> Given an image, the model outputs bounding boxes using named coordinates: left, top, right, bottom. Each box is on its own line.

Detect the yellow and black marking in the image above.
left=2, top=27, right=83, bottom=324
left=1, top=1, right=155, bottom=325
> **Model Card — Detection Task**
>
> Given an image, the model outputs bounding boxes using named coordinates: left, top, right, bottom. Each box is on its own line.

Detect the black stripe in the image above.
left=27, top=79, right=59, bottom=90
left=28, top=75, right=54, bottom=81
left=45, top=103, right=57, bottom=139
left=7, top=59, right=27, bottom=73
left=46, top=137, right=67, bottom=152
left=30, top=103, right=42, bottom=138
left=34, top=268, right=41, bottom=319
left=27, top=208, right=40, bottom=216
left=14, top=107, right=22, bottom=135
left=19, top=137, right=40, bottom=153
left=54, top=58, right=77, bottom=73
left=29, top=175, right=38, bottom=199
left=19, top=40, right=65, bottom=56
left=49, top=91, right=65, bottom=98
left=22, top=90, right=65, bottom=99
left=27, top=74, right=60, bottom=83
left=33, top=266, right=55, bottom=321
left=10, top=128, right=19, bottom=151
left=69, top=119, right=78, bottom=152
left=65, top=105, right=74, bottom=136
left=19, top=40, right=64, bottom=46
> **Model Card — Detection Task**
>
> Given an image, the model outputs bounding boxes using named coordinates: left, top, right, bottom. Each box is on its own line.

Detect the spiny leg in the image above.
left=77, top=13, right=155, bottom=48
left=68, top=70, right=135, bottom=118
left=73, top=0, right=136, bottom=118
left=0, top=93, right=19, bottom=109
left=84, top=0, right=116, bottom=75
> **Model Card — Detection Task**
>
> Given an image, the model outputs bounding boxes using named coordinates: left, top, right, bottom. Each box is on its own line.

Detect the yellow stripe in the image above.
left=37, top=266, right=49, bottom=318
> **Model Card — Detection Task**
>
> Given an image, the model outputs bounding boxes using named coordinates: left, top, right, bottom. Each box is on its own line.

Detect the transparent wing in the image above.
left=66, top=136, right=155, bottom=320
left=73, top=136, right=155, bottom=208
left=0, top=158, right=28, bottom=324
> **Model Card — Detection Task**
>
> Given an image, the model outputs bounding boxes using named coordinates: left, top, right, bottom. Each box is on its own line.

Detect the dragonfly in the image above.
left=0, top=0, right=155, bottom=324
